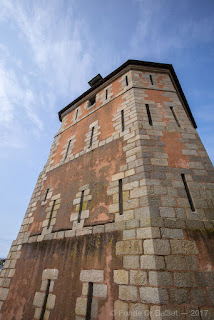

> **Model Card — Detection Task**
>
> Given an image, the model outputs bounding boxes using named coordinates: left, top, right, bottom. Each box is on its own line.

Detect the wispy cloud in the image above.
left=0, top=0, right=93, bottom=151
left=130, top=0, right=214, bottom=60
left=2, top=0, right=93, bottom=96
left=0, top=48, right=43, bottom=149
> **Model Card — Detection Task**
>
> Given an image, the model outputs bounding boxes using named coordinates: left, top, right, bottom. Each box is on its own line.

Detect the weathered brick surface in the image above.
left=80, top=270, right=104, bottom=283
left=116, top=240, right=143, bottom=255
left=114, top=270, right=128, bottom=284
left=130, top=270, right=147, bottom=285
left=119, top=285, right=138, bottom=301
left=149, top=271, right=173, bottom=287
left=139, top=287, right=169, bottom=304
left=1, top=62, right=214, bottom=319
left=141, top=255, right=165, bottom=270
left=123, top=255, right=139, bottom=269
left=144, top=239, right=170, bottom=255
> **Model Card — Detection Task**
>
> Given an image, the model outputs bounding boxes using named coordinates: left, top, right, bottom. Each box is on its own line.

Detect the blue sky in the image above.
left=0, top=0, right=214, bottom=257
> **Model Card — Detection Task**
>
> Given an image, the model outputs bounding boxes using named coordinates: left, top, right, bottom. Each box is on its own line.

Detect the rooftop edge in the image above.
left=58, top=59, right=197, bottom=128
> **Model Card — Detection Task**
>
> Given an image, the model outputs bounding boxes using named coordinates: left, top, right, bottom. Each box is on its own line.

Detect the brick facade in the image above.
left=0, top=60, right=214, bottom=319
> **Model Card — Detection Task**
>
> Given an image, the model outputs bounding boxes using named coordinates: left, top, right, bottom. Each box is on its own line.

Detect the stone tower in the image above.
left=0, top=60, right=214, bottom=320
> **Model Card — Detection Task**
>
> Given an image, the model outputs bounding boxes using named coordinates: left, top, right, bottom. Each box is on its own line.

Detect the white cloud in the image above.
left=0, top=0, right=94, bottom=151
left=130, top=0, right=214, bottom=60
left=2, top=0, right=93, bottom=97
left=0, top=56, right=43, bottom=149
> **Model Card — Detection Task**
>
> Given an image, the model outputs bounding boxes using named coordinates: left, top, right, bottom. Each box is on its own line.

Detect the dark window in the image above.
left=44, top=189, right=49, bottom=202
left=89, top=127, right=94, bottom=148
left=89, top=96, right=96, bottom=106
left=170, top=107, right=180, bottom=127
left=106, top=89, right=108, bottom=100
left=181, top=174, right=195, bottom=212
left=75, top=109, right=78, bottom=120
left=121, top=110, right=125, bottom=132
left=65, top=140, right=71, bottom=160
left=78, top=190, right=85, bottom=223
left=125, top=75, right=128, bottom=86
left=149, top=75, right=153, bottom=85
left=47, top=200, right=56, bottom=229
left=119, top=179, right=123, bottom=215
left=40, top=279, right=51, bottom=320
left=145, top=104, right=153, bottom=126
left=86, top=282, right=93, bottom=320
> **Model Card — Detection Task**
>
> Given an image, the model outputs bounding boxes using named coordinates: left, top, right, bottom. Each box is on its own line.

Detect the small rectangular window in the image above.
left=86, top=282, right=93, bottom=320
left=125, top=75, right=128, bottom=86
left=145, top=104, right=153, bottom=126
left=149, top=75, right=153, bottom=85
left=119, top=179, right=123, bottom=215
left=78, top=190, right=85, bottom=223
left=89, top=96, right=96, bottom=106
left=181, top=174, right=195, bottom=212
left=121, top=110, right=125, bottom=132
left=75, top=109, right=78, bottom=120
left=65, top=140, right=71, bottom=160
left=106, top=89, right=108, bottom=100
left=40, top=279, right=51, bottom=320
left=47, top=200, right=56, bottom=229
left=89, top=127, right=94, bottom=148
left=170, top=107, right=180, bottom=127
left=44, top=189, right=49, bottom=202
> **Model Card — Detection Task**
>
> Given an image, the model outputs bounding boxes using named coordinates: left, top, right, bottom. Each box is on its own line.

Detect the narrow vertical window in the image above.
left=125, top=75, right=128, bottom=86
left=78, top=190, right=84, bottom=223
left=75, top=109, right=78, bottom=120
left=47, top=200, right=56, bottom=229
left=149, top=75, right=153, bottom=85
left=121, top=110, right=125, bottom=132
left=40, top=279, right=51, bottom=320
left=119, top=179, right=123, bottom=215
left=86, top=282, right=93, bottom=320
left=145, top=104, right=153, bottom=126
left=44, top=189, right=49, bottom=202
left=106, top=89, right=108, bottom=100
left=89, top=127, right=94, bottom=148
left=181, top=174, right=195, bottom=212
left=170, top=107, right=180, bottom=127
left=65, top=140, right=71, bottom=160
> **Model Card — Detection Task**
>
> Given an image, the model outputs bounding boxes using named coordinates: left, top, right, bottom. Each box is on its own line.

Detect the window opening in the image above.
left=78, top=190, right=85, bottom=223
left=125, top=75, right=128, bottom=86
left=146, top=104, right=153, bottom=126
left=75, top=109, right=79, bottom=120
left=119, top=179, right=123, bottom=215
left=44, top=189, right=49, bottom=202
left=47, top=200, right=56, bottom=229
left=40, top=279, right=51, bottom=320
left=65, top=140, right=71, bottom=160
left=181, top=174, right=195, bottom=212
left=89, top=96, right=96, bottom=106
left=121, top=110, right=125, bottom=132
left=170, top=106, right=180, bottom=127
left=89, top=127, right=94, bottom=148
left=86, top=282, right=93, bottom=320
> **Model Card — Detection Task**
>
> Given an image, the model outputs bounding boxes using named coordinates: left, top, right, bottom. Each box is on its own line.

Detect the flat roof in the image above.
left=58, top=59, right=197, bottom=128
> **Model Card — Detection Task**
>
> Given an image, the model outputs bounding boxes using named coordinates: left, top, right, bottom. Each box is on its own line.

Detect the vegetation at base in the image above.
left=0, top=258, right=6, bottom=269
